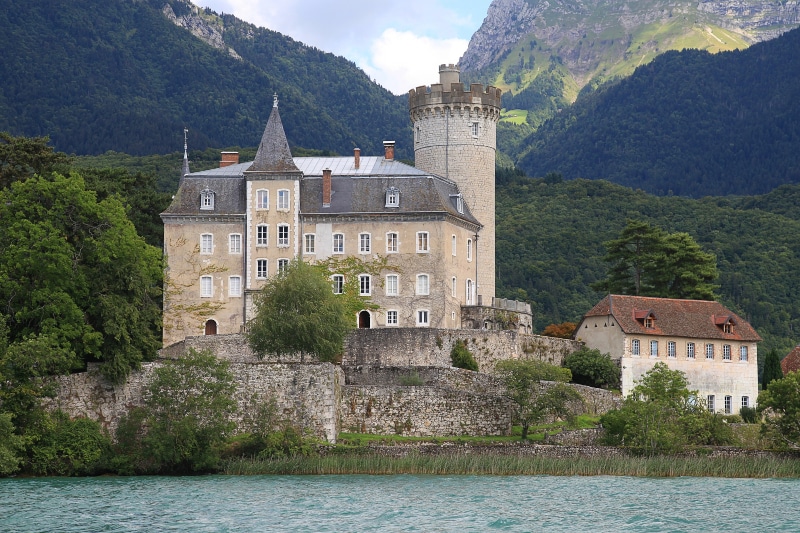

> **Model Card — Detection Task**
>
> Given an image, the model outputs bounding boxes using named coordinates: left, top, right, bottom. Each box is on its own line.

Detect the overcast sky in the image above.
left=196, top=0, right=492, bottom=94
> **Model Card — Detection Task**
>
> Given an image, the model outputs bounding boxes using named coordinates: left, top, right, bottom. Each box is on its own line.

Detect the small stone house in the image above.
left=780, top=345, right=800, bottom=375
left=575, top=294, right=760, bottom=414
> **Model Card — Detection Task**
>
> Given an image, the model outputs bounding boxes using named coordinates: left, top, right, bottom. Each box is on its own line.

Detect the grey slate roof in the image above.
left=162, top=175, right=246, bottom=216
left=247, top=105, right=300, bottom=173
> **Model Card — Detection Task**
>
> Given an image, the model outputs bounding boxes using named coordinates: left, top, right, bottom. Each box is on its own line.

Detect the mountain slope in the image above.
left=0, top=0, right=410, bottom=157
left=516, top=27, right=800, bottom=197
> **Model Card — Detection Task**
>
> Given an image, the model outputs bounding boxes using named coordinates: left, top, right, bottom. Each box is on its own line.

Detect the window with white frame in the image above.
left=386, top=310, right=398, bottom=326
left=452, top=235, right=457, bottom=256
left=333, top=233, right=344, bottom=254
left=386, top=232, right=398, bottom=253
left=455, top=194, right=464, bottom=214
left=687, top=342, right=695, bottom=359
left=668, top=341, right=676, bottom=358
left=359, top=233, right=371, bottom=254
left=256, top=259, right=268, bottom=279
left=416, top=309, right=429, bottom=327
left=229, top=234, right=241, bottom=254
left=470, top=122, right=479, bottom=137
left=359, top=274, right=371, bottom=296
left=724, top=395, right=732, bottom=414
left=467, top=239, right=473, bottom=261
left=385, top=274, right=398, bottom=296
left=277, top=224, right=289, bottom=247
left=200, top=189, right=214, bottom=210
left=451, top=277, right=457, bottom=297
left=706, top=344, right=715, bottom=359
left=277, top=189, right=290, bottom=210
left=385, top=187, right=400, bottom=207
left=416, top=274, right=429, bottom=295
left=417, top=232, right=429, bottom=253
left=632, top=339, right=640, bottom=356
left=277, top=258, right=289, bottom=273
left=304, top=234, right=315, bottom=254
left=332, top=274, right=344, bottom=294
left=229, top=276, right=241, bottom=297
left=723, top=344, right=731, bottom=361
left=200, top=275, right=212, bottom=297
left=200, top=233, right=213, bottom=254
left=742, top=396, right=750, bottom=408
left=650, top=340, right=659, bottom=358
left=256, top=225, right=268, bottom=246
left=740, top=345, right=748, bottom=362
left=466, top=279, right=474, bottom=305
left=256, top=189, right=269, bottom=209
left=707, top=395, right=715, bottom=412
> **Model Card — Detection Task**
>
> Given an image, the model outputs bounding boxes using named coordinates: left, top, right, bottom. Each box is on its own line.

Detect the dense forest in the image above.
left=495, top=169, right=800, bottom=359
left=0, top=0, right=410, bottom=158
left=516, top=27, right=800, bottom=197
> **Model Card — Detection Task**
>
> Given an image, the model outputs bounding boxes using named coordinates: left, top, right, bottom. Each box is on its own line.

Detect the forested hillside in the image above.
left=517, top=27, right=800, bottom=197
left=495, top=170, right=800, bottom=358
left=0, top=0, right=410, bottom=157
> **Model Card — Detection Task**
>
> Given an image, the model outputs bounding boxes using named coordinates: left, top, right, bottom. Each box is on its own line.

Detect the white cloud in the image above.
left=197, top=0, right=486, bottom=93
left=363, top=29, right=468, bottom=94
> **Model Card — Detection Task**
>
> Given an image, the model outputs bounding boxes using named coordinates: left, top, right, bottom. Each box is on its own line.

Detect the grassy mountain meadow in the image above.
left=0, top=0, right=410, bottom=158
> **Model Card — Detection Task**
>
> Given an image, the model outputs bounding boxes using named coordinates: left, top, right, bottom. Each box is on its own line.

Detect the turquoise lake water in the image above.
left=2, top=475, right=798, bottom=532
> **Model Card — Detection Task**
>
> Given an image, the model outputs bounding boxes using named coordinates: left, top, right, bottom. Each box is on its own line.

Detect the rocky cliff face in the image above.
left=160, top=1, right=242, bottom=59
left=460, top=0, right=800, bottom=79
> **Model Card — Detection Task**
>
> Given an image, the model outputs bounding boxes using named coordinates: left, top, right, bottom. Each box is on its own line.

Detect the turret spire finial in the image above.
left=181, top=127, right=190, bottom=178
left=273, top=93, right=278, bottom=108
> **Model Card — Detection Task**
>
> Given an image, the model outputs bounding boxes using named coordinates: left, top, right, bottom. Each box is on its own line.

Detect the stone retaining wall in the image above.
left=47, top=361, right=342, bottom=442
left=340, top=385, right=512, bottom=437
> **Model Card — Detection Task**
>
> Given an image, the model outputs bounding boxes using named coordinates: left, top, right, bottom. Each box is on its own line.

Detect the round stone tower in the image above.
left=409, top=64, right=501, bottom=302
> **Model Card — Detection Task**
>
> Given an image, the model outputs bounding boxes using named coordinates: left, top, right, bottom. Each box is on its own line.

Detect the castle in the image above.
left=161, top=65, right=531, bottom=346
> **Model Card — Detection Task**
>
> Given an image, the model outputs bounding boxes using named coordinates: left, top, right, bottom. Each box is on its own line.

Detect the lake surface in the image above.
left=2, top=475, right=798, bottom=532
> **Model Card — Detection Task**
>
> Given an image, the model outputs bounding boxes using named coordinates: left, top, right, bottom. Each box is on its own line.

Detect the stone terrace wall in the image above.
left=340, top=385, right=512, bottom=437
left=343, top=328, right=581, bottom=372
left=160, top=334, right=311, bottom=363
left=47, top=361, right=343, bottom=442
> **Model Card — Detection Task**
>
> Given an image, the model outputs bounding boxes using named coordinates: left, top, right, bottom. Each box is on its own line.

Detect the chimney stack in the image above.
left=383, top=141, right=395, bottom=161
left=220, top=151, right=239, bottom=167
left=354, top=147, right=360, bottom=169
left=322, top=168, right=332, bottom=207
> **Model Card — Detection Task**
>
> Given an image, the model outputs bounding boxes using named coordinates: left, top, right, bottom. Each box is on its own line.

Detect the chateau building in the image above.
left=161, top=66, right=530, bottom=346
left=575, top=295, right=761, bottom=414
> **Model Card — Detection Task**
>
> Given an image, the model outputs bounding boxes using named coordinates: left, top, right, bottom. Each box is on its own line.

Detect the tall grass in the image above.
left=223, top=453, right=800, bottom=478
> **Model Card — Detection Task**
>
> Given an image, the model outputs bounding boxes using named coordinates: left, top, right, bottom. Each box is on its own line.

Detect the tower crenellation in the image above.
left=409, top=64, right=501, bottom=303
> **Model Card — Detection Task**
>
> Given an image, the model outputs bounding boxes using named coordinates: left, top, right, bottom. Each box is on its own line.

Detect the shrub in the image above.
left=563, top=347, right=620, bottom=389
left=0, top=412, right=24, bottom=476
left=451, top=340, right=478, bottom=371
left=740, top=405, right=758, bottom=424
left=29, top=411, right=111, bottom=476
left=399, top=371, right=424, bottom=386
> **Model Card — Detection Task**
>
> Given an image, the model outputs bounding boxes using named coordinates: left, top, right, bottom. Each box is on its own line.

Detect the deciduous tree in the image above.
left=247, top=259, right=353, bottom=362
left=758, top=371, right=800, bottom=450
left=563, top=347, right=620, bottom=389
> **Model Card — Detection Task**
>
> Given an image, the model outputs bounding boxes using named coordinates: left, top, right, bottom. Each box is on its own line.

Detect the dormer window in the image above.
left=200, top=188, right=215, bottom=210
left=634, top=309, right=656, bottom=329
left=385, top=186, right=400, bottom=208
left=714, top=315, right=735, bottom=334
left=452, top=193, right=464, bottom=214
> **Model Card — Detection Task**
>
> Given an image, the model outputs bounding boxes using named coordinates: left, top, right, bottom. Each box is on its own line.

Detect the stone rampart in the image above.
left=340, top=385, right=512, bottom=437
left=47, top=361, right=342, bottom=442
left=343, top=328, right=581, bottom=371
left=160, top=334, right=311, bottom=363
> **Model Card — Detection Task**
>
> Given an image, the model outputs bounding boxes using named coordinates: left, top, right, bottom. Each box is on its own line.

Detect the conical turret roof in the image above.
left=247, top=96, right=300, bottom=174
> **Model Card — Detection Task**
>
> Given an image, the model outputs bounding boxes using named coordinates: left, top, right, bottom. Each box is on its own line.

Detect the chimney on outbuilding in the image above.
left=383, top=141, right=395, bottom=161
left=322, top=168, right=332, bottom=207
left=354, top=147, right=360, bottom=169
left=220, top=151, right=239, bottom=167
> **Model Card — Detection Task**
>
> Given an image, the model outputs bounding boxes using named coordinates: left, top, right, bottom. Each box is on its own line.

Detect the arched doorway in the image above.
left=358, top=310, right=371, bottom=329
left=204, top=319, right=218, bottom=335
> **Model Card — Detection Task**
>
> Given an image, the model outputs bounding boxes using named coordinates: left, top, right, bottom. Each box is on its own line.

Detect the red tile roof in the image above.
left=583, top=295, right=762, bottom=341
left=781, top=345, right=800, bottom=375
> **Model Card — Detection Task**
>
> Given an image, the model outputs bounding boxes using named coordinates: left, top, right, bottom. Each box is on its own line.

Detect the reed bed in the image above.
left=223, top=453, right=800, bottom=478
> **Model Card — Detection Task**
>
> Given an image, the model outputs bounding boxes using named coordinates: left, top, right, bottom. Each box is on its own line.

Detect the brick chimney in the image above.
left=354, top=147, right=360, bottom=169
left=220, top=151, right=239, bottom=167
left=383, top=141, right=395, bottom=161
left=322, top=168, right=332, bottom=207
